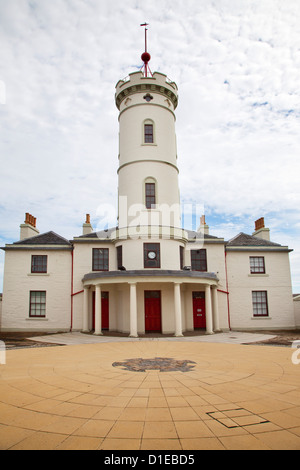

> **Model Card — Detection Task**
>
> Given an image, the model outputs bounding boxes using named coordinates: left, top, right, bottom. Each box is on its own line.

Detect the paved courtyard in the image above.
left=0, top=334, right=300, bottom=450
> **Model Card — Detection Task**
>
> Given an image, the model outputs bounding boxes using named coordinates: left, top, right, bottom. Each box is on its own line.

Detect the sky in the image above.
left=0, top=0, right=299, bottom=292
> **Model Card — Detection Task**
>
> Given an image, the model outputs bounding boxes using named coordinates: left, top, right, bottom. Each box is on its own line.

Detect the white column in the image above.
left=212, top=286, right=220, bottom=332
left=174, top=282, right=183, bottom=337
left=205, top=285, right=214, bottom=335
left=129, top=282, right=138, bottom=338
left=94, top=284, right=103, bottom=336
left=83, top=286, right=89, bottom=332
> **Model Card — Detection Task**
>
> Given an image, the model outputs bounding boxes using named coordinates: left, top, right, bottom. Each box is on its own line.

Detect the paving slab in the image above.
left=0, top=340, right=299, bottom=450
left=27, top=331, right=277, bottom=346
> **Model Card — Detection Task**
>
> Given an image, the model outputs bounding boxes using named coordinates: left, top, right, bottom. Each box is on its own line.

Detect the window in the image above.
left=144, top=124, right=154, bottom=143
left=144, top=243, right=160, bottom=268
left=180, top=246, right=184, bottom=269
left=29, top=291, right=46, bottom=317
left=252, top=291, right=269, bottom=317
left=117, top=246, right=123, bottom=269
left=191, top=249, right=207, bottom=271
left=31, top=255, right=47, bottom=273
left=145, top=182, right=156, bottom=209
left=250, top=257, right=265, bottom=274
left=93, top=248, right=109, bottom=271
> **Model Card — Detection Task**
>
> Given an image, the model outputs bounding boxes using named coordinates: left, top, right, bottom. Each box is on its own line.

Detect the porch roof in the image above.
left=82, top=269, right=219, bottom=285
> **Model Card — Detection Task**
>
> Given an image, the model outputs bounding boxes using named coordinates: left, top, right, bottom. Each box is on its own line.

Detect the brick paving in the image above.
left=0, top=340, right=300, bottom=450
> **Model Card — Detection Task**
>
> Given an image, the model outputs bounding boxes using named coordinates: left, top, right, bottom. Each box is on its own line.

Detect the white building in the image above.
left=0, top=52, right=296, bottom=335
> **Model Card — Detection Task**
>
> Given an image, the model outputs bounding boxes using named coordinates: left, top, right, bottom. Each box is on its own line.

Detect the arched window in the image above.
left=143, top=119, right=155, bottom=144
left=144, top=177, right=156, bottom=209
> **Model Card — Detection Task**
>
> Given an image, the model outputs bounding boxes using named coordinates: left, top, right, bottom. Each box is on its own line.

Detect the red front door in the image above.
left=145, top=291, right=161, bottom=332
left=193, top=292, right=206, bottom=329
left=92, top=292, right=109, bottom=330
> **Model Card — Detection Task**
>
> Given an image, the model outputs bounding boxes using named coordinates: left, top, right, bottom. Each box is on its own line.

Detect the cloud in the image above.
left=0, top=0, right=299, bottom=291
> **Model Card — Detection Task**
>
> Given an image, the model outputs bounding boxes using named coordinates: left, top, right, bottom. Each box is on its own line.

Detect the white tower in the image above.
left=114, top=32, right=187, bottom=270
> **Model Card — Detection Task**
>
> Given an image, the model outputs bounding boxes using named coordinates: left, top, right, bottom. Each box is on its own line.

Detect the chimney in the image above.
left=197, top=215, right=209, bottom=235
left=252, top=217, right=270, bottom=241
left=82, top=214, right=93, bottom=235
left=20, top=212, right=39, bottom=240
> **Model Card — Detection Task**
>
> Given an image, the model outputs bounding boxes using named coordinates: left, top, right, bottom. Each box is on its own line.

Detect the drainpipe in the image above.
left=70, top=246, right=84, bottom=331
left=70, top=249, right=74, bottom=331
left=224, top=248, right=231, bottom=331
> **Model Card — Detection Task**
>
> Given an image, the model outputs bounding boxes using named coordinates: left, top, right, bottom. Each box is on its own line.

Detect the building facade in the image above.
left=0, top=58, right=296, bottom=335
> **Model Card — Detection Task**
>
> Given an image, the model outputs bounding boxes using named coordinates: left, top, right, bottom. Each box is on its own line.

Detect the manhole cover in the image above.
left=112, top=357, right=196, bottom=373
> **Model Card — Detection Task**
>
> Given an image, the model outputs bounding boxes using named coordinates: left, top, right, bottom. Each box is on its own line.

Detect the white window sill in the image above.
left=248, top=274, right=269, bottom=277
left=251, top=316, right=272, bottom=320
left=26, top=318, right=48, bottom=321
left=27, top=273, right=50, bottom=276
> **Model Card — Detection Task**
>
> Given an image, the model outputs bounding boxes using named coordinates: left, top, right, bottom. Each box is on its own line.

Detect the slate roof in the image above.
left=186, top=230, right=224, bottom=241
left=75, top=228, right=225, bottom=243
left=74, top=228, right=116, bottom=240
left=226, top=232, right=282, bottom=247
left=13, top=231, right=72, bottom=246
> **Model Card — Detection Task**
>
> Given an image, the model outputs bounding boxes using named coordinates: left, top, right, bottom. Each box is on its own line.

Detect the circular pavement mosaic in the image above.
left=112, top=357, right=196, bottom=373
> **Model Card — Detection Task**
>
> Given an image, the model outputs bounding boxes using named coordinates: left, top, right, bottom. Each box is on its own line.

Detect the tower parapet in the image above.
left=115, top=71, right=178, bottom=111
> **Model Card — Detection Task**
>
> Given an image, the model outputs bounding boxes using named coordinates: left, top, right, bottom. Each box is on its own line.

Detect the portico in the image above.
left=82, top=270, right=220, bottom=337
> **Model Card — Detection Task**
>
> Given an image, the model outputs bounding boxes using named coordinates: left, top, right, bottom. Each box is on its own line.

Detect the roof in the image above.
left=74, top=228, right=225, bottom=244
left=83, top=269, right=219, bottom=283
left=12, top=231, right=72, bottom=246
left=186, top=230, right=224, bottom=243
left=226, top=232, right=282, bottom=247
left=73, top=228, right=116, bottom=241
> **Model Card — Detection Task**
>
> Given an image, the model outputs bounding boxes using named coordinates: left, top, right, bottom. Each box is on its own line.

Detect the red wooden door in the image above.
left=145, top=291, right=161, bottom=332
left=92, top=292, right=109, bottom=330
left=193, top=292, right=206, bottom=328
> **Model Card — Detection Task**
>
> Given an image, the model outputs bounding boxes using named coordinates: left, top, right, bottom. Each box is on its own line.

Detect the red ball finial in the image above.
left=141, top=51, right=151, bottom=64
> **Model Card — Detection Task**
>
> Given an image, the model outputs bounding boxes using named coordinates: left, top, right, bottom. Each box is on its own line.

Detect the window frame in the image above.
left=29, top=291, right=46, bottom=318
left=191, top=249, right=207, bottom=272
left=92, top=248, right=109, bottom=272
left=145, top=182, right=156, bottom=209
left=31, top=255, right=47, bottom=274
left=144, top=123, right=154, bottom=143
left=252, top=291, right=269, bottom=317
left=250, top=256, right=265, bottom=274
left=143, top=119, right=155, bottom=145
left=144, top=243, right=161, bottom=268
left=117, top=245, right=123, bottom=269
left=180, top=246, right=184, bottom=270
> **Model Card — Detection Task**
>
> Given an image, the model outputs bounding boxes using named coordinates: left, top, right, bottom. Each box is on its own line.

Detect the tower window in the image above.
left=143, top=93, right=153, bottom=102
left=117, top=246, right=123, bottom=269
left=144, top=124, right=154, bottom=143
left=180, top=246, right=184, bottom=269
left=145, top=182, right=156, bottom=209
left=144, top=243, right=160, bottom=268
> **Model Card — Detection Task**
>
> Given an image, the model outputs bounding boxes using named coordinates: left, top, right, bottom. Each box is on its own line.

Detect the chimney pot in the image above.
left=20, top=212, right=39, bottom=240
left=86, top=214, right=90, bottom=224
left=255, top=217, right=265, bottom=231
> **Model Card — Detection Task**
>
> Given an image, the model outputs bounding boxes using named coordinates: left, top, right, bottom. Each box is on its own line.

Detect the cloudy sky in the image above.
left=0, top=0, right=299, bottom=292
